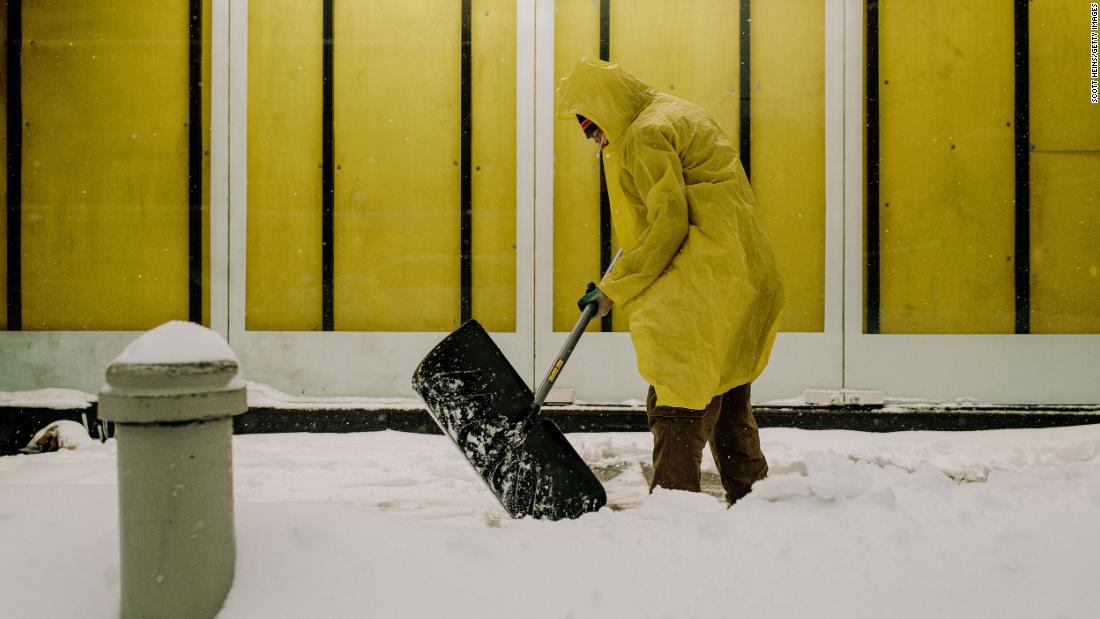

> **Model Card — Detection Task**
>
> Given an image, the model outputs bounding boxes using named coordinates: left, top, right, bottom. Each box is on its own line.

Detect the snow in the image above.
left=0, top=388, right=96, bottom=410
left=112, top=320, right=238, bottom=366
left=246, top=381, right=423, bottom=410
left=22, top=420, right=98, bottom=453
left=2, top=426, right=1100, bottom=618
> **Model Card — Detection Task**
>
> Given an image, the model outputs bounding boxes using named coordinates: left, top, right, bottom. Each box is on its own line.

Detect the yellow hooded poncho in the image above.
left=556, top=59, right=784, bottom=409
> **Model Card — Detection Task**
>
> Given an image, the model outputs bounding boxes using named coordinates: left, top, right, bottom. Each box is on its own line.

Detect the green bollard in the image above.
left=99, top=323, right=247, bottom=619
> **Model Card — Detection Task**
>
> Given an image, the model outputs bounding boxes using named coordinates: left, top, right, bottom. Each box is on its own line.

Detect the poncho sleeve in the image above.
left=598, top=125, right=688, bottom=305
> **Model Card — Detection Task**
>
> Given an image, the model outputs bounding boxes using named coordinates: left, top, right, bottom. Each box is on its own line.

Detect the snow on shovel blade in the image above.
left=412, top=320, right=606, bottom=520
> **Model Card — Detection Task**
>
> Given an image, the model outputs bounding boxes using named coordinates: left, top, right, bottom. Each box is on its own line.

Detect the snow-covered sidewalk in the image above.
left=2, top=426, right=1100, bottom=618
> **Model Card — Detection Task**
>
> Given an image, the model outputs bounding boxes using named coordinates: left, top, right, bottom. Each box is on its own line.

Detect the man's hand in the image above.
left=577, top=283, right=612, bottom=318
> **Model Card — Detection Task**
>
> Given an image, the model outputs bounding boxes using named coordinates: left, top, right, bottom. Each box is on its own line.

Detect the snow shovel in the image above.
left=412, top=255, right=620, bottom=520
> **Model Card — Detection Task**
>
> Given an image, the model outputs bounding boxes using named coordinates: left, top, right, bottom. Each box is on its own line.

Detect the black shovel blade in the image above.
left=412, top=320, right=607, bottom=520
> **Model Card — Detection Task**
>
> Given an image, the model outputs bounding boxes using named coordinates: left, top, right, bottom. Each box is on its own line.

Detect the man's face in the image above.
left=589, top=127, right=609, bottom=151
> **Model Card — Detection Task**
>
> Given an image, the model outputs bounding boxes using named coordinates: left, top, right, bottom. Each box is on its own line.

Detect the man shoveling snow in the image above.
left=557, top=58, right=785, bottom=505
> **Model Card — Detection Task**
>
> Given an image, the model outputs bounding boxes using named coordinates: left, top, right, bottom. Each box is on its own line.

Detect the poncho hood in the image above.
left=555, top=58, right=656, bottom=145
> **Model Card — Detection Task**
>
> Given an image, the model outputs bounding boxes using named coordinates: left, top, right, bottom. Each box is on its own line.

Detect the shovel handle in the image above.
left=528, top=249, right=623, bottom=418
left=531, top=301, right=599, bottom=413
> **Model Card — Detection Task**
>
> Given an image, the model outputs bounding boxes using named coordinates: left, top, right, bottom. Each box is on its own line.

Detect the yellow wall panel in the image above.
left=1030, top=0, right=1100, bottom=151
left=471, top=0, right=517, bottom=332
left=247, top=1, right=323, bottom=331
left=22, top=0, right=191, bottom=330
left=1028, top=0, right=1100, bottom=334
left=334, top=0, right=461, bottom=331
left=553, top=0, right=603, bottom=332
left=1031, top=153, right=1100, bottom=333
left=611, top=0, right=741, bottom=139
left=1, top=1, right=7, bottom=330
left=877, top=0, right=1016, bottom=333
left=250, top=2, right=514, bottom=333
left=751, top=0, right=826, bottom=333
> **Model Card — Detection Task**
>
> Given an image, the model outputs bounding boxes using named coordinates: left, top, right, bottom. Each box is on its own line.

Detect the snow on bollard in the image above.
left=98, top=321, right=247, bottom=619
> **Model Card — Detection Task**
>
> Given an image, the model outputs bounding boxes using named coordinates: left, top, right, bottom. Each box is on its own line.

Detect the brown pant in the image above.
left=647, top=383, right=768, bottom=505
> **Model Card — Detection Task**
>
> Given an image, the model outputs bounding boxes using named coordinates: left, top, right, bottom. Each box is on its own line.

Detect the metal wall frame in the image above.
left=0, top=0, right=231, bottom=393
left=3, top=0, right=1096, bottom=405
left=841, top=0, right=1100, bottom=404
left=224, top=0, right=536, bottom=396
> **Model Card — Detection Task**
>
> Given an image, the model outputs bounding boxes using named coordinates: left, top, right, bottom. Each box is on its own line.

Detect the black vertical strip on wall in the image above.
left=598, top=0, right=612, bottom=332
left=321, top=0, right=335, bottom=331
left=1013, top=0, right=1031, bottom=334
left=739, top=0, right=751, bottom=180
left=460, top=0, right=473, bottom=324
left=188, top=0, right=203, bottom=324
left=865, top=1, right=881, bottom=334
left=599, top=0, right=610, bottom=59
left=6, top=1, right=22, bottom=331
